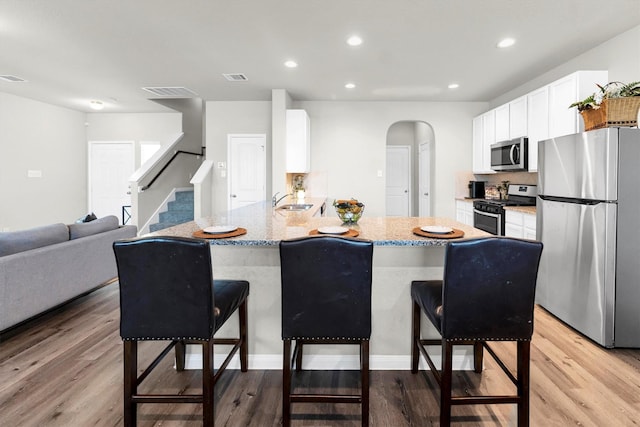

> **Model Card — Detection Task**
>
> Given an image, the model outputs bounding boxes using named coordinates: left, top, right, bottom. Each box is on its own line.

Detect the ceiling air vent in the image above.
left=0, top=75, right=27, bottom=83
left=223, top=73, right=248, bottom=82
left=141, top=87, right=198, bottom=97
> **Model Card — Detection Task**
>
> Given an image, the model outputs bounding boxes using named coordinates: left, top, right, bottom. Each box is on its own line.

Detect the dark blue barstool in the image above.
left=280, top=235, right=374, bottom=427
left=113, top=236, right=249, bottom=426
left=411, top=237, right=543, bottom=426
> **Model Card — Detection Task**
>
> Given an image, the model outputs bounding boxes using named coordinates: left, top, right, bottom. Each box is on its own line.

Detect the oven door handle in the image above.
left=474, top=209, right=501, bottom=219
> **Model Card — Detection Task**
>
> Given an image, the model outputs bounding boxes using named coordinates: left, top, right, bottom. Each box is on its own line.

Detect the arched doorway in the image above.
left=385, top=121, right=435, bottom=217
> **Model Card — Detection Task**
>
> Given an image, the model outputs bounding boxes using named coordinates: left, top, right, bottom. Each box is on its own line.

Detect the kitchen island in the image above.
left=150, top=197, right=489, bottom=370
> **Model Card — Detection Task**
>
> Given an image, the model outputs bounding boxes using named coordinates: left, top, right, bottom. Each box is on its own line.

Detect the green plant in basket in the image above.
left=569, top=81, right=640, bottom=111
left=333, top=199, right=365, bottom=223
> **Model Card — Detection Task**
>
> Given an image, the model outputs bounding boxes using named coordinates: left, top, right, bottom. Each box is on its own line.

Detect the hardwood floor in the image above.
left=1, top=282, right=639, bottom=426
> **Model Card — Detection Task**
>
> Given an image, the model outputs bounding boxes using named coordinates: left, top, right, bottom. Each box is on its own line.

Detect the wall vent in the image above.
left=141, top=87, right=198, bottom=97
left=222, top=73, right=248, bottom=82
left=0, top=75, right=27, bottom=83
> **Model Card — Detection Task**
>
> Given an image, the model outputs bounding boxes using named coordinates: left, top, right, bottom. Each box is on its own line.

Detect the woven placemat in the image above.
left=193, top=227, right=247, bottom=239
left=309, top=229, right=360, bottom=238
left=412, top=227, right=464, bottom=239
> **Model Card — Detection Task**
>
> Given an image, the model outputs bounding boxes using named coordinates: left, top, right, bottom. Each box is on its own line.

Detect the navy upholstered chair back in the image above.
left=113, top=236, right=215, bottom=340
left=441, top=237, right=543, bottom=341
left=279, top=236, right=374, bottom=339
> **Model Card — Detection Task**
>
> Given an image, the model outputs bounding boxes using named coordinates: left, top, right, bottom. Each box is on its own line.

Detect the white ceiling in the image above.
left=1, top=0, right=639, bottom=113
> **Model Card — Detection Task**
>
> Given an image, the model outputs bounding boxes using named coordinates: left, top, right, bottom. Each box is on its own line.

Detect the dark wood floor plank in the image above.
left=1, top=282, right=639, bottom=426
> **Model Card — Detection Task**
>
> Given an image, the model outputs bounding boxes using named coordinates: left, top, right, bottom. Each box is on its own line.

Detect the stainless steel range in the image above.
left=473, top=184, right=537, bottom=235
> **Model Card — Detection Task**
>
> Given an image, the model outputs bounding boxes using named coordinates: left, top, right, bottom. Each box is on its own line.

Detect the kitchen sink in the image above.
left=277, top=203, right=313, bottom=211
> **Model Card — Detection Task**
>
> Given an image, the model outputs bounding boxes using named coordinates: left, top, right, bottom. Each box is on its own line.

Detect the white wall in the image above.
left=0, top=93, right=87, bottom=231
left=491, top=25, right=640, bottom=108
left=85, top=113, right=182, bottom=168
left=295, top=101, right=486, bottom=218
left=205, top=101, right=272, bottom=212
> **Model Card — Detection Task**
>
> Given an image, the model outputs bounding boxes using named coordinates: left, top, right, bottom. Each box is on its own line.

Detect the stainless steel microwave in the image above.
left=490, top=137, right=528, bottom=171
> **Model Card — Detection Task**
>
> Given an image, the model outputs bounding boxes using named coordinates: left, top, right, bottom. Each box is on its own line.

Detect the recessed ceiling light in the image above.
left=448, top=83, right=459, bottom=89
left=345, top=83, right=356, bottom=89
left=284, top=60, right=298, bottom=68
left=89, top=100, right=104, bottom=110
left=347, top=35, right=363, bottom=46
left=497, top=38, right=516, bottom=48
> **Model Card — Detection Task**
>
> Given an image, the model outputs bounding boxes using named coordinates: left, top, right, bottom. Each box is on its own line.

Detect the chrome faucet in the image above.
left=272, top=192, right=292, bottom=207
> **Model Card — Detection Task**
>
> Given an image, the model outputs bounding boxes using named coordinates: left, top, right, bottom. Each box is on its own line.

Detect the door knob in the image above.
left=231, top=194, right=237, bottom=198
left=404, top=190, right=408, bottom=193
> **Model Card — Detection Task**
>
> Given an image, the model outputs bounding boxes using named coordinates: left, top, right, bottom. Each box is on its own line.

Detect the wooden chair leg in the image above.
left=282, top=340, right=292, bottom=427
left=123, top=340, right=137, bottom=427
left=295, top=341, right=303, bottom=372
left=411, top=301, right=421, bottom=373
left=239, top=300, right=248, bottom=372
left=517, top=341, right=531, bottom=427
left=361, top=340, right=370, bottom=427
left=473, top=341, right=484, bottom=373
left=175, top=340, right=186, bottom=371
left=202, top=340, right=215, bottom=425
left=440, top=341, right=453, bottom=427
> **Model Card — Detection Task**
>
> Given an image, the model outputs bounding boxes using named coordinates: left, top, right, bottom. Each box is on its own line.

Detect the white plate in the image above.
left=317, top=226, right=349, bottom=235
left=420, top=225, right=453, bottom=234
left=203, top=225, right=238, bottom=234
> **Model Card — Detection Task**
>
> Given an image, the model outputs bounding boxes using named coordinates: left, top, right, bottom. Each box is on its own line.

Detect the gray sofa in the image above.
left=0, top=216, right=137, bottom=332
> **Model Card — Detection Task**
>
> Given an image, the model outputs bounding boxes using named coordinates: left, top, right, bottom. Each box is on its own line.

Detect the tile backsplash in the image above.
left=455, top=171, right=538, bottom=199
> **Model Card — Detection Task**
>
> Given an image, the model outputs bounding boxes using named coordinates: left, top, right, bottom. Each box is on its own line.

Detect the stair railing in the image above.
left=141, top=148, right=205, bottom=191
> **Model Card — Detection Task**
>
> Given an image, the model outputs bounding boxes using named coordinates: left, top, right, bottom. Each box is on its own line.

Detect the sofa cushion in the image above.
left=68, top=215, right=119, bottom=240
left=0, top=223, right=69, bottom=257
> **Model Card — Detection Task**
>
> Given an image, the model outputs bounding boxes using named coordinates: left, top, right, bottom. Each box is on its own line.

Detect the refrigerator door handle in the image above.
left=539, top=195, right=607, bottom=205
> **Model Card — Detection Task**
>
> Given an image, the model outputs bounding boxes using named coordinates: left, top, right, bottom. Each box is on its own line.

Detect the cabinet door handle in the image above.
left=231, top=194, right=237, bottom=198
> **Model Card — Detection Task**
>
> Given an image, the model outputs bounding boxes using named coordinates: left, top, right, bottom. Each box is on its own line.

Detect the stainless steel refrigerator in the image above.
left=537, top=127, right=640, bottom=348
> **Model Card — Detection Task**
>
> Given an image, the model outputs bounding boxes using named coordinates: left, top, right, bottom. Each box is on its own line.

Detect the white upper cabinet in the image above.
left=482, top=109, right=496, bottom=149
left=472, top=111, right=496, bottom=174
left=509, top=96, right=527, bottom=139
left=494, top=104, right=510, bottom=142
left=472, top=70, right=607, bottom=174
left=527, top=86, right=549, bottom=172
left=286, top=109, right=311, bottom=172
left=548, top=70, right=608, bottom=138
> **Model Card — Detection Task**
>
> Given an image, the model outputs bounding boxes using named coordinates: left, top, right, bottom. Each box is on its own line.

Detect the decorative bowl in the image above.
left=333, top=199, right=365, bottom=224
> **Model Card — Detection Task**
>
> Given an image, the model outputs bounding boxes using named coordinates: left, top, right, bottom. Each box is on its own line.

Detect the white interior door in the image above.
left=228, top=134, right=266, bottom=210
left=386, top=146, right=410, bottom=216
left=419, top=142, right=431, bottom=216
left=88, top=141, right=135, bottom=223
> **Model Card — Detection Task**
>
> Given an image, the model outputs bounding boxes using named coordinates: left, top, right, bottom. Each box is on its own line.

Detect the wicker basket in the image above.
left=580, top=97, right=640, bottom=131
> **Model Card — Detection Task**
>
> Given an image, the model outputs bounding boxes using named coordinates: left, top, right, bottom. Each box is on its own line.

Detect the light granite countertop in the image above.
left=503, top=205, right=537, bottom=214
left=149, top=197, right=489, bottom=246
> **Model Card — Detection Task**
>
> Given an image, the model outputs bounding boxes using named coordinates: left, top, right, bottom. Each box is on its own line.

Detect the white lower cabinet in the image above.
left=523, top=213, right=537, bottom=240
left=505, top=210, right=536, bottom=239
left=456, top=200, right=474, bottom=226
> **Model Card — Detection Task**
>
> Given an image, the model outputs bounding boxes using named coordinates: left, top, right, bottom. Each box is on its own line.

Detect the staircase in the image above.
left=149, top=190, right=194, bottom=232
